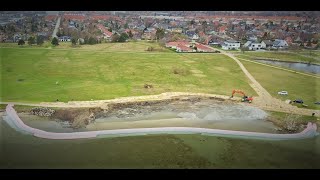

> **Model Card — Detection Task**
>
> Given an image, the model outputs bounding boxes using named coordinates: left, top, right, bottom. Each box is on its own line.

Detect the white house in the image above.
left=243, top=41, right=266, bottom=51
left=222, top=40, right=240, bottom=50
left=261, top=40, right=273, bottom=49
left=192, top=34, right=199, bottom=40
left=272, top=39, right=289, bottom=49
left=58, top=36, right=71, bottom=42
left=248, top=35, right=258, bottom=42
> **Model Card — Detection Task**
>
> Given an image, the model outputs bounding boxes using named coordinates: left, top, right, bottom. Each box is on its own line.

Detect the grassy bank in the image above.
left=1, top=42, right=255, bottom=103
left=266, top=110, right=319, bottom=131
left=240, top=59, right=320, bottom=110
left=267, top=110, right=319, bottom=122
left=234, top=51, right=319, bottom=64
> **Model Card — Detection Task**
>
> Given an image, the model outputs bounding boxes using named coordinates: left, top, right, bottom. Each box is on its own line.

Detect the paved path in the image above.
left=52, top=16, right=61, bottom=39
left=3, top=104, right=318, bottom=140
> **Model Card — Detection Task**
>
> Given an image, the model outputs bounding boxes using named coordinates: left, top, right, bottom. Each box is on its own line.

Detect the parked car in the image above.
left=278, top=91, right=288, bottom=95
left=293, top=99, right=304, bottom=104
left=315, top=102, right=320, bottom=105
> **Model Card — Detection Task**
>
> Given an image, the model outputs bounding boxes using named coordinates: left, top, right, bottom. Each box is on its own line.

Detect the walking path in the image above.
left=211, top=48, right=320, bottom=117
left=52, top=16, right=61, bottom=39
left=3, top=104, right=318, bottom=140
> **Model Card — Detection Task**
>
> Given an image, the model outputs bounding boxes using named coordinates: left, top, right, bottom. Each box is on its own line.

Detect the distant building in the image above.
left=165, top=42, right=180, bottom=49
left=58, top=36, right=71, bottom=42
left=272, top=39, right=289, bottom=49
left=261, top=40, right=273, bottom=49
left=13, top=33, right=21, bottom=42
left=192, top=34, right=199, bottom=40
left=243, top=41, right=266, bottom=51
left=97, top=24, right=113, bottom=40
left=221, top=40, right=240, bottom=50
left=195, top=43, right=214, bottom=52
left=176, top=44, right=193, bottom=52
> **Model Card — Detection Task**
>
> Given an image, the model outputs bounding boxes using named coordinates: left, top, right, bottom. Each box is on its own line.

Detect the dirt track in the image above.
left=218, top=49, right=320, bottom=117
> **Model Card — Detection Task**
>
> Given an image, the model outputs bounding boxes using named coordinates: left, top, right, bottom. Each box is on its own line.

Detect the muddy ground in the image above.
left=32, top=96, right=232, bottom=129
left=6, top=95, right=318, bottom=132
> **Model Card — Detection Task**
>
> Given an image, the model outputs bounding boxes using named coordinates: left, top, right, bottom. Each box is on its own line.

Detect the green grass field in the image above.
left=0, top=41, right=171, bottom=52
left=297, top=50, right=320, bottom=58
left=1, top=119, right=319, bottom=168
left=1, top=42, right=256, bottom=103
left=240, top=59, right=320, bottom=109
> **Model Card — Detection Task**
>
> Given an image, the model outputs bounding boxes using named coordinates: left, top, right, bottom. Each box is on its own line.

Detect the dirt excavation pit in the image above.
left=19, top=95, right=316, bottom=133
left=43, top=96, right=270, bottom=129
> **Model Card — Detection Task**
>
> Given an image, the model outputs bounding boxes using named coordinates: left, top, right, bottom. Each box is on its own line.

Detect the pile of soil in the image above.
left=52, top=108, right=101, bottom=129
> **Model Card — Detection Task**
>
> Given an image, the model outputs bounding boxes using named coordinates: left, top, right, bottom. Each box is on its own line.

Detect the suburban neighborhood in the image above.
left=1, top=11, right=319, bottom=51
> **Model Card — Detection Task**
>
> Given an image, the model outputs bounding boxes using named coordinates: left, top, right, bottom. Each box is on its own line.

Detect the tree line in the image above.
left=18, top=35, right=44, bottom=46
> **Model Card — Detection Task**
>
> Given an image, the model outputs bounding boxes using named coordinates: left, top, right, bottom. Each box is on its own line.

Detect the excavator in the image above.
left=231, top=89, right=253, bottom=103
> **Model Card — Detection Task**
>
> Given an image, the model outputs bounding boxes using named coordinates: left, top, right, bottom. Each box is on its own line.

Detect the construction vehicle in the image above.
left=231, top=89, right=253, bottom=103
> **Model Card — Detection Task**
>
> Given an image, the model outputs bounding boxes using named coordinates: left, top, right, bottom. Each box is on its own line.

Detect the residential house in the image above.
left=69, top=21, right=75, bottom=28
left=165, top=41, right=180, bottom=49
left=58, top=36, right=71, bottom=42
left=272, top=39, right=289, bottom=49
left=97, top=24, right=113, bottom=40
left=13, top=33, right=21, bottom=42
left=37, top=32, right=48, bottom=39
left=195, top=43, right=214, bottom=52
left=261, top=40, right=273, bottom=49
left=248, top=35, right=258, bottom=42
left=166, top=41, right=194, bottom=53
left=192, top=34, right=199, bottom=40
left=293, top=36, right=302, bottom=44
left=244, top=41, right=266, bottom=51
left=171, top=28, right=183, bottom=33
left=176, top=44, right=193, bottom=52
left=218, top=26, right=227, bottom=35
left=222, top=40, right=240, bottom=50
left=185, top=29, right=196, bottom=38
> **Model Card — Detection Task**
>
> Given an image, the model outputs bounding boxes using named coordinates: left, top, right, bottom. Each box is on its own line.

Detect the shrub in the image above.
left=172, top=67, right=190, bottom=76
left=146, top=46, right=154, bottom=51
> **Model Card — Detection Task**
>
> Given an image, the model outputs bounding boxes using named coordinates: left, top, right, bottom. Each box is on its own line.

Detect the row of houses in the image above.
left=166, top=41, right=215, bottom=53
left=221, top=39, right=289, bottom=51
left=97, top=24, right=113, bottom=40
